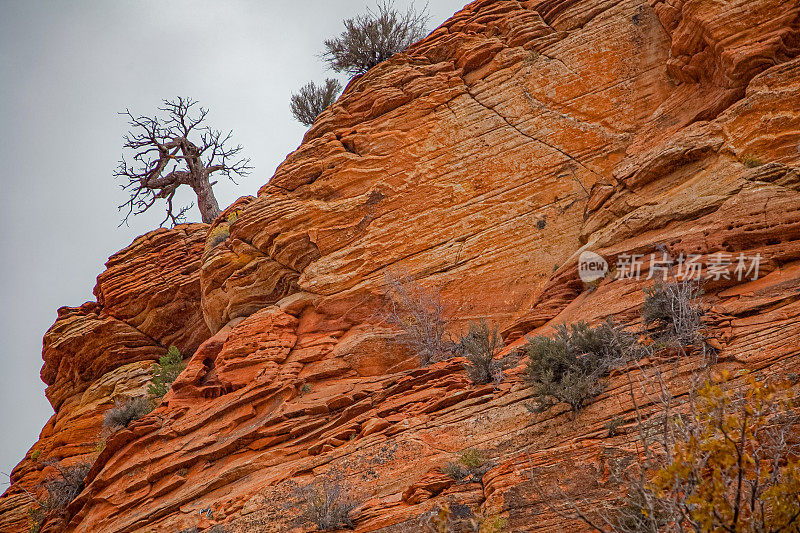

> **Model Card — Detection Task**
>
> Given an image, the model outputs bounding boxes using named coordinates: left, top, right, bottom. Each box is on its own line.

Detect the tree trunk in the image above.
left=194, top=179, right=222, bottom=224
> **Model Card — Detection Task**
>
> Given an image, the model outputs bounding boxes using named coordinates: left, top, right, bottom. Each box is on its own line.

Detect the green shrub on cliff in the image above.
left=103, top=396, right=154, bottom=429
left=523, top=320, right=632, bottom=414
left=460, top=320, right=503, bottom=385
left=444, top=448, right=491, bottom=482
left=148, top=346, right=186, bottom=398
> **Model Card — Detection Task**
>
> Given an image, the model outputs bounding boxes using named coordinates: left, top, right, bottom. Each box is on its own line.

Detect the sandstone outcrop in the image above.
left=2, top=0, right=799, bottom=531
left=0, top=225, right=210, bottom=532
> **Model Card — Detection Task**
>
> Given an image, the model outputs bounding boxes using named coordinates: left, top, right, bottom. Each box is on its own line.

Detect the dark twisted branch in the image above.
left=115, top=97, right=252, bottom=226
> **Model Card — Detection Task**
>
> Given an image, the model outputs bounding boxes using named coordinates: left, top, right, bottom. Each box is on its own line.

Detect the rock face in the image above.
left=3, top=0, right=800, bottom=531
left=0, top=225, right=210, bottom=533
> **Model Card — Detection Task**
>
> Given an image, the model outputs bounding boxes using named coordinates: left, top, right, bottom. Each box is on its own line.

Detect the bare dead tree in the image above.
left=383, top=273, right=453, bottom=365
left=115, top=97, right=252, bottom=226
left=302, top=480, right=355, bottom=530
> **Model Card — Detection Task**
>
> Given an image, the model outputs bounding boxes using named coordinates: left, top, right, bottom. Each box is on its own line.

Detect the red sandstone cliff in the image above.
left=2, top=0, right=799, bottom=531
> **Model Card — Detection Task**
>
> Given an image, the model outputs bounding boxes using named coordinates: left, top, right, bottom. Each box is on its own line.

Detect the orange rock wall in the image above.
left=2, top=0, right=799, bottom=531
left=0, top=225, right=210, bottom=532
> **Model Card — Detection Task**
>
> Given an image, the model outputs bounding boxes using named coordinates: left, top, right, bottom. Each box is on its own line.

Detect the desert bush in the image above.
left=471, top=513, right=509, bottom=533
left=524, top=320, right=633, bottom=413
left=642, top=280, right=705, bottom=350
left=291, top=79, right=343, bottom=127
left=43, top=462, right=91, bottom=511
left=422, top=503, right=508, bottom=532
left=323, top=1, right=429, bottom=76
left=385, top=274, right=453, bottom=365
left=16, top=462, right=91, bottom=532
left=206, top=224, right=230, bottom=251
left=609, top=487, right=671, bottom=533
left=458, top=449, right=485, bottom=469
left=601, top=374, right=800, bottom=533
left=603, top=417, right=625, bottom=437
left=442, top=461, right=469, bottom=481
left=444, top=449, right=491, bottom=483
left=149, top=346, right=186, bottom=398
left=304, top=482, right=355, bottom=530
left=534, top=369, right=800, bottom=533
left=103, top=396, right=153, bottom=429
left=27, top=507, right=45, bottom=533
left=460, top=320, right=503, bottom=385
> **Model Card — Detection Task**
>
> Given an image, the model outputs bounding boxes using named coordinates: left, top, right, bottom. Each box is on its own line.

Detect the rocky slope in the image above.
left=2, top=0, right=799, bottom=531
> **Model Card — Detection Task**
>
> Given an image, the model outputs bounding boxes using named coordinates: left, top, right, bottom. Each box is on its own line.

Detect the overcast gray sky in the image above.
left=0, top=0, right=466, bottom=481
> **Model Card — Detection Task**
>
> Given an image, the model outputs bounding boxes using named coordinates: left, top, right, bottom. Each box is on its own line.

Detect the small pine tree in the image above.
left=148, top=346, right=186, bottom=398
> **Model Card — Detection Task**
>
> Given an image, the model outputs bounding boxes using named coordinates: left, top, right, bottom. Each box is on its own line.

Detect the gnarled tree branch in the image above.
left=115, top=97, right=252, bottom=226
